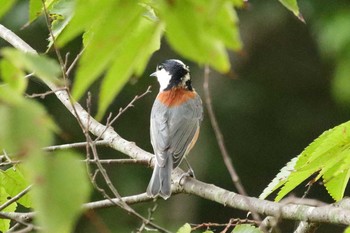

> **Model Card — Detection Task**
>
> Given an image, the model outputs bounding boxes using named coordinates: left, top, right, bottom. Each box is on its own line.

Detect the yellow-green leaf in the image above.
left=262, top=121, right=350, bottom=201
left=278, top=0, right=304, bottom=21
left=259, top=157, right=297, bottom=200
left=232, top=224, right=263, bottom=233
left=29, top=0, right=42, bottom=22
left=159, top=0, right=241, bottom=72
left=0, top=59, right=27, bottom=94
left=96, top=17, right=163, bottom=119
left=57, top=0, right=117, bottom=46
left=47, top=0, right=75, bottom=49
left=344, top=226, right=350, bottom=233
left=1, top=166, right=32, bottom=208
left=176, top=223, right=192, bottom=233
left=0, top=0, right=16, bottom=19
left=0, top=187, right=17, bottom=233
left=0, top=99, right=54, bottom=155
left=1, top=48, right=62, bottom=85
left=71, top=1, right=143, bottom=101
left=27, top=151, right=91, bottom=233
left=323, top=162, right=350, bottom=201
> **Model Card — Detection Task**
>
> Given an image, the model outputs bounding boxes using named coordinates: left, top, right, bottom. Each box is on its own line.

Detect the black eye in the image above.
left=157, top=65, right=163, bottom=70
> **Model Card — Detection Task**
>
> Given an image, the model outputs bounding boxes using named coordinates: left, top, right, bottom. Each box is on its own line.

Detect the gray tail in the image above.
left=146, top=156, right=172, bottom=199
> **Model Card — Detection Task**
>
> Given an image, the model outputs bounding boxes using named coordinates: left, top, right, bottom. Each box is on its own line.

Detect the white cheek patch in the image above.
left=183, top=73, right=190, bottom=83
left=155, top=69, right=172, bottom=91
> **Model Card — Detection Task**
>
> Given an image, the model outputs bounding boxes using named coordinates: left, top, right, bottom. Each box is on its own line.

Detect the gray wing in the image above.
left=150, top=94, right=203, bottom=168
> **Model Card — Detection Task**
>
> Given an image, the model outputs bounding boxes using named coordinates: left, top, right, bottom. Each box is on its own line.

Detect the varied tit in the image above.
left=147, top=59, right=203, bottom=199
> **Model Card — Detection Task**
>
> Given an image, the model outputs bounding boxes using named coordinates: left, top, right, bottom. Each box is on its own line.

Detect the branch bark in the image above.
left=1, top=23, right=350, bottom=227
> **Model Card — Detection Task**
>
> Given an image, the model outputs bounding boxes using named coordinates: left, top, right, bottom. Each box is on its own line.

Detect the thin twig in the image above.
left=0, top=185, right=32, bottom=211
left=66, top=47, right=85, bottom=77
left=8, top=223, right=22, bottom=232
left=26, top=87, right=68, bottom=99
left=2, top=150, right=12, bottom=163
left=0, top=140, right=108, bottom=159
left=44, top=140, right=109, bottom=151
left=203, top=65, right=262, bottom=225
left=136, top=202, right=158, bottom=232
left=0, top=212, right=39, bottom=231
left=203, top=66, right=247, bottom=196
left=190, top=218, right=259, bottom=232
left=64, top=52, right=70, bottom=70
left=94, top=86, right=152, bottom=142
left=41, top=0, right=68, bottom=82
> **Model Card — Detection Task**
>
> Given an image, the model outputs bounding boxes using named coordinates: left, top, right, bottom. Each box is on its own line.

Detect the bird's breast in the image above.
left=157, top=88, right=196, bottom=107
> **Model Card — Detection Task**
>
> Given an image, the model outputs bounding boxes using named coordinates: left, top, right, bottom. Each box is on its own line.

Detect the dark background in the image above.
left=1, top=0, right=350, bottom=232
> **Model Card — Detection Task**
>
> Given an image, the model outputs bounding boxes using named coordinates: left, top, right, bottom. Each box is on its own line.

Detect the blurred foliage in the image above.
left=231, top=224, right=263, bottom=233
left=0, top=50, right=90, bottom=232
left=1, top=0, right=350, bottom=232
left=28, top=0, right=246, bottom=118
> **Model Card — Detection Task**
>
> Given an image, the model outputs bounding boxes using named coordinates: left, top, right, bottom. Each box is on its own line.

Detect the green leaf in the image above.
left=1, top=48, right=62, bottom=85
left=259, top=157, right=297, bottom=199
left=263, top=121, right=350, bottom=201
left=159, top=0, right=241, bottom=72
left=57, top=0, right=117, bottom=46
left=47, top=0, right=75, bottom=49
left=323, top=160, right=350, bottom=201
left=344, top=226, right=350, bottom=233
left=29, top=0, right=43, bottom=22
left=231, top=0, right=244, bottom=7
left=71, top=1, right=144, bottom=101
left=96, top=17, right=163, bottom=119
left=0, top=59, right=27, bottom=94
left=0, top=85, right=24, bottom=105
left=27, top=151, right=91, bottom=233
left=0, top=99, right=54, bottom=155
left=231, top=224, right=263, bottom=233
left=0, top=0, right=16, bottom=19
left=316, top=11, right=350, bottom=58
left=278, top=0, right=304, bottom=21
left=332, top=59, right=350, bottom=105
left=0, top=187, right=17, bottom=233
left=176, top=223, right=192, bottom=233
left=1, top=166, right=32, bottom=208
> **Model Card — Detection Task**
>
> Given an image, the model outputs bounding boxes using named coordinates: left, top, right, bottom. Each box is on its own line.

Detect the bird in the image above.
left=146, top=59, right=203, bottom=199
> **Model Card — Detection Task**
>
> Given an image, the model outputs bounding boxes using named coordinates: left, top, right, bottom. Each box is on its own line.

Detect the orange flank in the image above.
left=157, top=88, right=196, bottom=107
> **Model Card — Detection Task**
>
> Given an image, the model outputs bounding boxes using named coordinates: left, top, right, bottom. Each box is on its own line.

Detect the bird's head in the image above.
left=150, top=59, right=192, bottom=91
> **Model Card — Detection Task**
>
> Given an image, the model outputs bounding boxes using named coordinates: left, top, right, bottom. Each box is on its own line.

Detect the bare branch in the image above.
left=293, top=222, right=319, bottom=233
left=0, top=212, right=39, bottom=232
left=86, top=158, right=149, bottom=165
left=0, top=24, right=36, bottom=53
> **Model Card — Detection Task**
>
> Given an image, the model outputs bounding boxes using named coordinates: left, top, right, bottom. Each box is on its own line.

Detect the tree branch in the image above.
left=1, top=23, right=350, bottom=227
